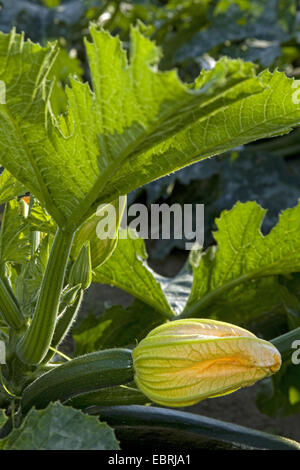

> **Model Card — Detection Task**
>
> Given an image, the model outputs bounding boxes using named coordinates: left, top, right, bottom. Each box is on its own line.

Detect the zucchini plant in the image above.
left=0, top=25, right=299, bottom=450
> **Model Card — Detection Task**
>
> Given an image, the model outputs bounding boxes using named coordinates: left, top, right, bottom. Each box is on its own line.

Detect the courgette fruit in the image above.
left=90, top=405, right=300, bottom=450
left=21, top=349, right=133, bottom=413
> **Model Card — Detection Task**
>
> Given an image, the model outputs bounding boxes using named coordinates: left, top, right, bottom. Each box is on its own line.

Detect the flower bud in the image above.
left=132, top=319, right=281, bottom=407
left=69, top=242, right=92, bottom=290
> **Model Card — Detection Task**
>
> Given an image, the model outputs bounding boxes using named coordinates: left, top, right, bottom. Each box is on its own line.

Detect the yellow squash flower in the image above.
left=132, top=319, right=281, bottom=407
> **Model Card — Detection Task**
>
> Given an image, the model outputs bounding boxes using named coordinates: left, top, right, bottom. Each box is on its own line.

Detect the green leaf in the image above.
left=0, top=169, right=26, bottom=205
left=93, top=229, right=174, bottom=318
left=1, top=28, right=300, bottom=230
left=159, top=268, right=193, bottom=315
left=94, top=215, right=300, bottom=326
left=99, top=64, right=300, bottom=207
left=0, top=402, right=119, bottom=450
left=25, top=200, right=57, bottom=235
left=181, top=201, right=300, bottom=320
left=73, top=299, right=166, bottom=356
left=48, top=47, right=84, bottom=116
left=41, top=0, right=61, bottom=7
left=187, top=274, right=300, bottom=326
left=0, top=200, right=30, bottom=265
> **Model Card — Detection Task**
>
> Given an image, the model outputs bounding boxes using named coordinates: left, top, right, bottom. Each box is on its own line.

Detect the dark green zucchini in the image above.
left=89, top=405, right=300, bottom=451
left=21, top=349, right=133, bottom=413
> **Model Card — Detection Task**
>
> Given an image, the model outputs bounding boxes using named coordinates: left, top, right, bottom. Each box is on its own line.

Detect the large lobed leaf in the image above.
left=93, top=201, right=300, bottom=328
left=182, top=201, right=300, bottom=318
left=93, top=229, right=175, bottom=318
left=0, top=402, right=119, bottom=450
left=1, top=27, right=300, bottom=229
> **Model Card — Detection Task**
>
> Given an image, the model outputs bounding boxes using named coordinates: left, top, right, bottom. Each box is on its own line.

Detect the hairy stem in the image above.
left=17, top=228, right=74, bottom=365
left=271, top=327, right=300, bottom=362
left=43, top=289, right=84, bottom=363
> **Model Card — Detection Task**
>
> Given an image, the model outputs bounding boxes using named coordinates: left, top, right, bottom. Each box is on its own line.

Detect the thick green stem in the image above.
left=271, top=327, right=300, bottom=362
left=43, top=289, right=84, bottom=363
left=0, top=277, right=25, bottom=330
left=17, top=228, right=74, bottom=365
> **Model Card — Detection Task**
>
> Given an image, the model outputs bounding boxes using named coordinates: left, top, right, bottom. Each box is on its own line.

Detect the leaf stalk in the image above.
left=17, top=227, right=74, bottom=364
left=0, top=277, right=25, bottom=330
